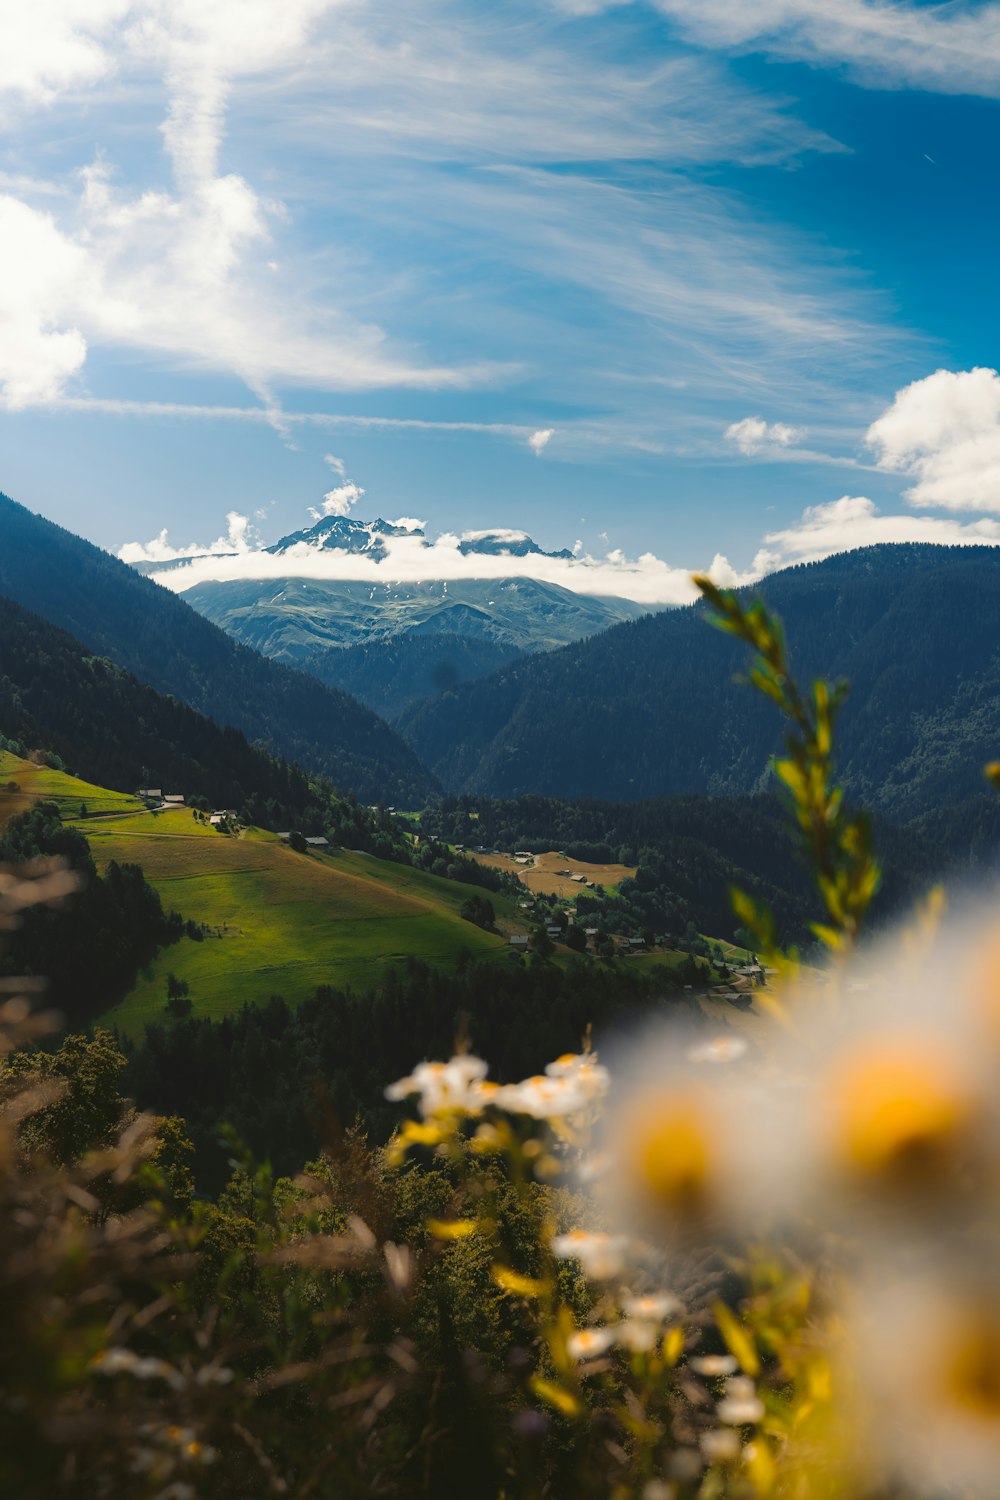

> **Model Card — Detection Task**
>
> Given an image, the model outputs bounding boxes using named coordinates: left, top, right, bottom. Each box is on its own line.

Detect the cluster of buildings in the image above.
left=138, top=787, right=237, bottom=828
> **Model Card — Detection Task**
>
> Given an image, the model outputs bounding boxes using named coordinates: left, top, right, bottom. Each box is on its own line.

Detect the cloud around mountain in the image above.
left=122, top=515, right=747, bottom=606
left=117, top=368, right=1000, bottom=602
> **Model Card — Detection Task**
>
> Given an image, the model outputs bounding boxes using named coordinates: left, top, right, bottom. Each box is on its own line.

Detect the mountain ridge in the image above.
left=396, top=543, right=1000, bottom=830
left=0, top=493, right=437, bottom=806
left=179, top=572, right=649, bottom=659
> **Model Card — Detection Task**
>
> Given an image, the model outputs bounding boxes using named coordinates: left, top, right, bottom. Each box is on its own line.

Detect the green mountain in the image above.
left=397, top=544, right=1000, bottom=835
left=0, top=493, right=436, bottom=806
left=302, top=632, right=523, bottom=719
left=179, top=571, right=650, bottom=660
left=0, top=593, right=401, bottom=836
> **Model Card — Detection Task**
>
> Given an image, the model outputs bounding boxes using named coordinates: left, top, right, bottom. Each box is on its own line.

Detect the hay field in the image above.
left=467, top=848, right=636, bottom=901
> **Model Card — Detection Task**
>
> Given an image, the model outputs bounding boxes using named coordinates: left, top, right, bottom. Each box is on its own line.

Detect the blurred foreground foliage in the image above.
left=4, top=583, right=1000, bottom=1499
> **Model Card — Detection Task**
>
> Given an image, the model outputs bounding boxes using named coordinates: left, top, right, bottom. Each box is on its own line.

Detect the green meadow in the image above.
left=1, top=755, right=517, bottom=1035
left=0, top=750, right=143, bottom=821
left=81, top=808, right=515, bottom=1035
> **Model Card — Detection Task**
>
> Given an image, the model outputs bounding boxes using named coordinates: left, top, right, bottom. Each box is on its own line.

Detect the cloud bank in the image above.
left=118, top=367, right=1000, bottom=601
left=867, top=367, right=1000, bottom=512
left=645, top=0, right=1000, bottom=101
left=121, top=516, right=753, bottom=606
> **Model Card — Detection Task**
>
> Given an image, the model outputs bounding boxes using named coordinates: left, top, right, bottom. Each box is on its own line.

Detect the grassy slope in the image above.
left=1, top=753, right=515, bottom=1035
left=0, top=750, right=143, bottom=820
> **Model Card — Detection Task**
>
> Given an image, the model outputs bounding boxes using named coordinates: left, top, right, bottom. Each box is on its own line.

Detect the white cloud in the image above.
left=0, top=196, right=88, bottom=409
left=646, top=0, right=1000, bottom=101
left=725, top=415, right=802, bottom=455
left=303, top=3, right=840, bottom=171
left=323, top=452, right=347, bottom=478
left=0, top=0, right=129, bottom=105
left=312, top=481, right=365, bottom=518
left=460, top=528, right=530, bottom=543
left=118, top=508, right=256, bottom=563
left=120, top=510, right=730, bottom=604
left=866, top=367, right=1000, bottom=512
left=0, top=2, right=507, bottom=412
left=759, top=494, right=1000, bottom=568
left=0, top=0, right=900, bottom=456
left=388, top=516, right=425, bottom=533
left=528, top=427, right=554, bottom=454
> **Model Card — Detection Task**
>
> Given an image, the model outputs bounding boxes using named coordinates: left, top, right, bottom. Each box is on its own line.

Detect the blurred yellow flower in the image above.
left=618, top=1089, right=718, bottom=1222
left=822, top=1035, right=980, bottom=1192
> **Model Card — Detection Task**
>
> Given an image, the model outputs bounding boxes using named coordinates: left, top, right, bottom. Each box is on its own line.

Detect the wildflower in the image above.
left=699, top=1428, right=741, bottom=1463
left=567, top=1326, right=617, bottom=1361
left=384, top=1241, right=413, bottom=1293
left=691, top=1354, right=739, bottom=1377
left=616, top=1319, right=659, bottom=1353
left=616, top=1088, right=720, bottom=1223
left=546, top=1052, right=610, bottom=1099
left=716, top=1375, right=765, bottom=1424
left=551, top=1228, right=628, bottom=1280
left=132, top=1356, right=185, bottom=1389
left=850, top=1269, right=1000, bottom=1495
left=687, top=1036, right=748, bottom=1064
left=493, top=1072, right=593, bottom=1118
left=384, top=1055, right=490, bottom=1117
left=668, top=1449, right=703, bottom=1481
left=822, top=1034, right=981, bottom=1194
left=621, top=1292, right=681, bottom=1322
left=91, top=1347, right=139, bottom=1376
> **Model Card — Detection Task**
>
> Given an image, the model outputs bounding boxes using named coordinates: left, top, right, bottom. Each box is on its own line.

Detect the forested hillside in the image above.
left=180, top=571, right=647, bottom=657
left=423, top=790, right=942, bottom=929
left=399, top=544, right=1000, bottom=832
left=0, top=594, right=390, bottom=836
left=0, top=493, right=436, bottom=806
left=304, top=632, right=523, bottom=718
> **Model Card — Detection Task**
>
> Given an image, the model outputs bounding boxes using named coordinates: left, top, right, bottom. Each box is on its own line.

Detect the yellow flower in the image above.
left=940, top=1313, right=1000, bottom=1423
left=822, top=1035, right=980, bottom=1191
left=618, top=1089, right=718, bottom=1222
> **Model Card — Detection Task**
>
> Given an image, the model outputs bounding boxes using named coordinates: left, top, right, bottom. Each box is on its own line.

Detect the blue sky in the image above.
left=3, top=0, right=1000, bottom=602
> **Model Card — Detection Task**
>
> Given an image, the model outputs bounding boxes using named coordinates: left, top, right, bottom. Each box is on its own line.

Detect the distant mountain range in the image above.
left=181, top=572, right=647, bottom=661
left=264, top=515, right=576, bottom=563
left=0, top=493, right=436, bottom=806
left=133, top=515, right=651, bottom=708
left=396, top=544, right=1000, bottom=845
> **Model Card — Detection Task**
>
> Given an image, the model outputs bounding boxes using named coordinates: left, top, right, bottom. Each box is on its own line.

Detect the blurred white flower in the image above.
left=494, top=1073, right=592, bottom=1119
left=699, top=1428, right=741, bottom=1463
left=545, top=1052, right=610, bottom=1099
left=848, top=1263, right=1000, bottom=1497
left=691, top=1355, right=739, bottom=1377
left=687, top=1035, right=748, bottom=1064
left=551, top=1228, right=629, bottom=1280
left=716, top=1375, right=765, bottom=1424
left=616, top=1318, right=659, bottom=1352
left=567, top=1325, right=617, bottom=1361
left=385, top=1055, right=490, bottom=1116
